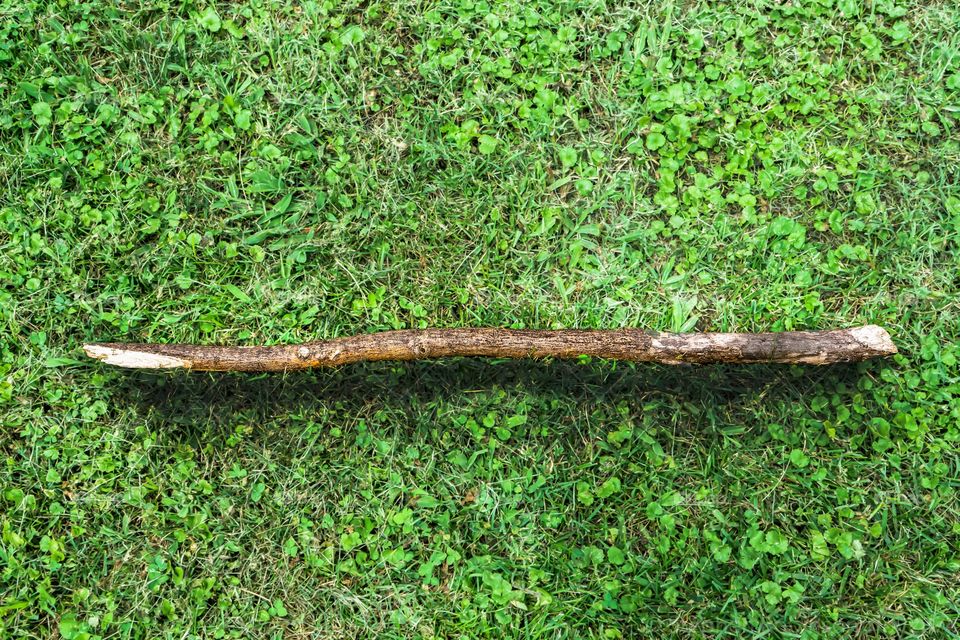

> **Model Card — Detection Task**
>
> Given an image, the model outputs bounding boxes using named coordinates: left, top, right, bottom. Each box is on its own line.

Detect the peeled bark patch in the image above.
left=82, top=325, right=896, bottom=372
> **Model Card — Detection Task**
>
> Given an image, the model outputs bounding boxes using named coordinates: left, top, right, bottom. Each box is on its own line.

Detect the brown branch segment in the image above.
left=83, top=325, right=896, bottom=371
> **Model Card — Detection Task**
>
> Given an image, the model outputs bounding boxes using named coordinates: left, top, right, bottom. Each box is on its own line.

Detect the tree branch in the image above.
left=82, top=325, right=897, bottom=371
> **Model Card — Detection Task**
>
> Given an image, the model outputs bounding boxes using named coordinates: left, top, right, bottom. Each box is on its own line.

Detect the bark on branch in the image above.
left=83, top=325, right=896, bottom=371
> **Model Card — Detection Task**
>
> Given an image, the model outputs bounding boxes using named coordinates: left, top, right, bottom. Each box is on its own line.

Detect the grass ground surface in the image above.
left=2, top=0, right=959, bottom=637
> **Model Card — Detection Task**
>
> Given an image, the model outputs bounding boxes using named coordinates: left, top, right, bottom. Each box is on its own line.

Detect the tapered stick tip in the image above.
left=84, top=344, right=187, bottom=369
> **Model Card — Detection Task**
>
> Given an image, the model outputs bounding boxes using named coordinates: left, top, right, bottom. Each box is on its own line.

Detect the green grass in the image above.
left=2, top=0, right=959, bottom=637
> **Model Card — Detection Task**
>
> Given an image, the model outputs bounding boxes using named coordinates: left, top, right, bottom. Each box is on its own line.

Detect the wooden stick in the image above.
left=82, top=325, right=896, bottom=371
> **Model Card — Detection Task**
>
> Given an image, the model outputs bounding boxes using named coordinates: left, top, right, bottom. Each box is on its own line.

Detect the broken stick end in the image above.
left=850, top=324, right=898, bottom=356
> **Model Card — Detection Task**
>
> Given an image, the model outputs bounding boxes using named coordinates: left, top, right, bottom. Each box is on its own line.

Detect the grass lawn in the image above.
left=2, top=0, right=959, bottom=637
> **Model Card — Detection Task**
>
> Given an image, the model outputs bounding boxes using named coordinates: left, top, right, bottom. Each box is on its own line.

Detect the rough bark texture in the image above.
left=83, top=325, right=896, bottom=371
